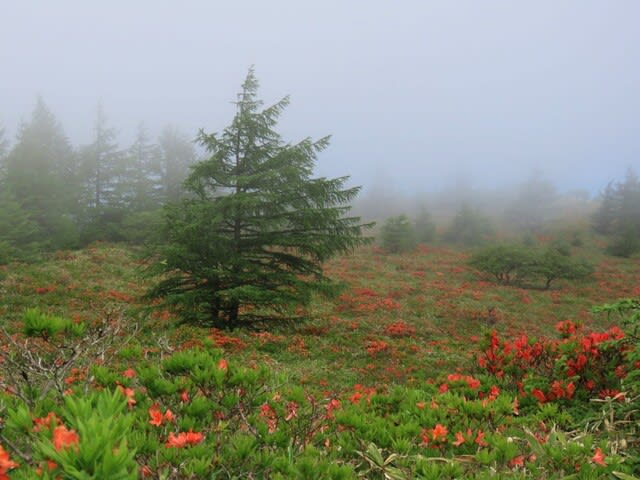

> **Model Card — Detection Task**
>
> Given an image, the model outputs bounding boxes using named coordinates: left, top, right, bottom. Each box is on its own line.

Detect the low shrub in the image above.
left=469, top=243, right=593, bottom=289
left=468, top=244, right=534, bottom=285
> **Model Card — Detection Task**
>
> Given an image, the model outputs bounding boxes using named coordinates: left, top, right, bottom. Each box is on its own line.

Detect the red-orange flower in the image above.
left=33, top=412, right=61, bottom=432
left=148, top=404, right=164, bottom=427
left=164, top=409, right=175, bottom=423
left=52, top=425, right=79, bottom=451
left=117, top=385, right=137, bottom=407
left=474, top=430, right=488, bottom=447
left=531, top=388, right=546, bottom=403
left=149, top=404, right=175, bottom=426
left=0, top=445, right=19, bottom=478
left=488, top=385, right=500, bottom=400
left=324, top=398, right=341, bottom=419
left=591, top=447, right=606, bottom=466
left=452, top=431, right=466, bottom=447
left=431, top=424, right=448, bottom=442
left=35, top=460, right=57, bottom=476
left=165, top=430, right=204, bottom=448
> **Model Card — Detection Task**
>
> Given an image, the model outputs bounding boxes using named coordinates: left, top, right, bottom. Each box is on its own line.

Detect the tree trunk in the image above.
left=227, top=301, right=239, bottom=328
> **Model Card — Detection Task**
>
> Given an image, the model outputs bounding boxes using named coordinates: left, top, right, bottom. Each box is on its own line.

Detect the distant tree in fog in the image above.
left=414, top=206, right=436, bottom=243
left=80, top=103, right=122, bottom=210
left=594, top=168, right=640, bottom=256
left=122, top=123, right=162, bottom=211
left=444, top=204, right=493, bottom=246
left=158, top=125, right=196, bottom=202
left=592, top=181, right=618, bottom=235
left=504, top=172, right=557, bottom=232
left=0, top=126, right=8, bottom=176
left=381, top=215, right=416, bottom=253
left=0, top=188, right=39, bottom=262
left=4, top=97, right=78, bottom=248
left=0, top=126, right=40, bottom=261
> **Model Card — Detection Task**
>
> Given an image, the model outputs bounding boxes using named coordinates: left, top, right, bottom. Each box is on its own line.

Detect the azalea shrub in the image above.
left=477, top=319, right=634, bottom=407
left=476, top=298, right=640, bottom=472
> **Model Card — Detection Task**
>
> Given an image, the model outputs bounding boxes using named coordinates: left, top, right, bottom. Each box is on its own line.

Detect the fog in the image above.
left=2, top=0, right=638, bottom=194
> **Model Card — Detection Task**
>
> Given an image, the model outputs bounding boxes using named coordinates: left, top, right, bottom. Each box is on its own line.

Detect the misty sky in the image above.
left=1, top=1, right=639, bottom=194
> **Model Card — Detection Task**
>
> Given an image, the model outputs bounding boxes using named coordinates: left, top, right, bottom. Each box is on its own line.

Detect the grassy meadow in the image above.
left=0, top=237, right=638, bottom=478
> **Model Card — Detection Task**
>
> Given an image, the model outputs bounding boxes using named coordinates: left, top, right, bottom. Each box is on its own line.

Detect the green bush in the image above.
left=380, top=215, right=416, bottom=253
left=22, top=308, right=78, bottom=338
left=468, top=244, right=534, bottom=285
left=469, top=243, right=593, bottom=289
left=523, top=248, right=593, bottom=289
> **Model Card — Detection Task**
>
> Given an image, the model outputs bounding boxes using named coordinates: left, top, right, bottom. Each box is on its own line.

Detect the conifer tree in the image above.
left=504, top=172, right=557, bottom=232
left=593, top=168, right=640, bottom=256
left=81, top=103, right=122, bottom=210
left=123, top=123, right=161, bottom=211
left=0, top=188, right=39, bottom=263
left=148, top=68, right=371, bottom=326
left=78, top=104, right=125, bottom=241
left=0, top=126, right=8, bottom=177
left=157, top=125, right=195, bottom=202
left=4, top=97, right=78, bottom=248
left=380, top=215, right=416, bottom=253
left=0, top=127, right=38, bottom=261
left=414, top=206, right=436, bottom=243
left=592, top=181, right=619, bottom=235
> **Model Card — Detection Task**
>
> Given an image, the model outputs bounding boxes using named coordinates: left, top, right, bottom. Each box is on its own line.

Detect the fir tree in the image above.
left=78, top=103, right=125, bottom=242
left=81, top=103, right=122, bottom=210
left=123, top=123, right=161, bottom=211
left=593, top=168, right=640, bottom=257
left=157, top=125, right=195, bottom=202
left=380, top=215, right=416, bottom=253
left=0, top=188, right=39, bottom=263
left=147, top=68, right=371, bottom=326
left=4, top=97, right=78, bottom=248
left=444, top=204, right=493, bottom=246
left=504, top=172, right=557, bottom=232
left=0, top=126, right=8, bottom=177
left=414, top=206, right=436, bottom=243
left=592, top=181, right=619, bottom=235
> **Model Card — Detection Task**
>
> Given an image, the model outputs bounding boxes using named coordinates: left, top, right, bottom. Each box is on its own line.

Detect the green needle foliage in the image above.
left=147, top=68, right=372, bottom=327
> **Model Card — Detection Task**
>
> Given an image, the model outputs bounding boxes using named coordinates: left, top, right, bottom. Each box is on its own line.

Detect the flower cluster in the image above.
left=478, top=320, right=633, bottom=405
